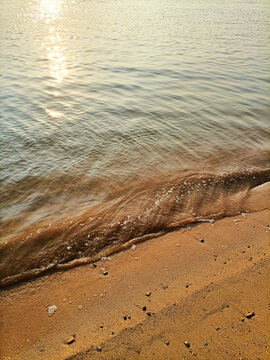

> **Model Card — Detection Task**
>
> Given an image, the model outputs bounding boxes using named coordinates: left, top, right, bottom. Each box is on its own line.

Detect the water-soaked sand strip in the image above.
left=1, top=168, right=269, bottom=287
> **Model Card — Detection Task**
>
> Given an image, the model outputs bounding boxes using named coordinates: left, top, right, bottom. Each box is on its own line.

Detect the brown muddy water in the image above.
left=0, top=0, right=269, bottom=286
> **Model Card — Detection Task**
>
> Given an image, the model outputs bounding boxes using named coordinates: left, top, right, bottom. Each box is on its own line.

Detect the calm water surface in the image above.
left=0, top=0, right=269, bottom=238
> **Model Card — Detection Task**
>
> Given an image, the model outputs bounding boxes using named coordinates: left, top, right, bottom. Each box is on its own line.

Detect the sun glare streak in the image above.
left=47, top=28, right=68, bottom=84
left=32, top=0, right=68, bottom=117
left=38, top=0, right=64, bottom=20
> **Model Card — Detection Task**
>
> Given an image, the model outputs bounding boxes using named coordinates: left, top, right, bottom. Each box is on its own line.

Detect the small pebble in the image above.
left=176, top=243, right=181, bottom=247
left=145, top=291, right=151, bottom=297
left=184, top=341, right=190, bottom=348
left=233, top=219, right=241, bottom=224
left=131, top=244, right=136, bottom=251
left=96, top=346, right=102, bottom=352
left=78, top=305, right=83, bottom=310
left=245, top=312, right=255, bottom=319
left=66, top=336, right=75, bottom=345
left=199, top=238, right=205, bottom=243
left=47, top=305, right=57, bottom=317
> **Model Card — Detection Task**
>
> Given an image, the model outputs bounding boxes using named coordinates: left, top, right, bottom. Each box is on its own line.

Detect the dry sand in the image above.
left=0, top=209, right=269, bottom=360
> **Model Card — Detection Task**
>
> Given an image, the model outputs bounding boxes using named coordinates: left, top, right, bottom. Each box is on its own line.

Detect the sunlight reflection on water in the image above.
left=36, top=0, right=68, bottom=115
left=0, top=0, right=269, bottom=233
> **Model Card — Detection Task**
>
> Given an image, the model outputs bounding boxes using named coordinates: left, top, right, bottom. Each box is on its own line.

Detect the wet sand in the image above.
left=0, top=208, right=269, bottom=360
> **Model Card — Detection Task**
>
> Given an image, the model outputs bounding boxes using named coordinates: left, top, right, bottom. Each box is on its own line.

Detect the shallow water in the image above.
left=0, top=0, right=269, bottom=285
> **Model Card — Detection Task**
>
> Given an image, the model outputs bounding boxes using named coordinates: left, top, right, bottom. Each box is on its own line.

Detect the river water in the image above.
left=0, top=0, right=269, bottom=285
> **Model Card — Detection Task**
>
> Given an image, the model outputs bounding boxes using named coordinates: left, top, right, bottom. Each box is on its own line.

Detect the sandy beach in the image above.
left=1, top=208, right=269, bottom=360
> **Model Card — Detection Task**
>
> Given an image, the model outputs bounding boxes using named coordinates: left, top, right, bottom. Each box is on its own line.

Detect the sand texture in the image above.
left=0, top=209, right=269, bottom=360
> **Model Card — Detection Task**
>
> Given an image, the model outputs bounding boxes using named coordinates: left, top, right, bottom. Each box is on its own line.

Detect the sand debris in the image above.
left=47, top=305, right=57, bottom=317
left=245, top=312, right=255, bottom=319
left=66, top=336, right=75, bottom=345
left=233, top=219, right=241, bottom=225
left=101, top=267, right=108, bottom=276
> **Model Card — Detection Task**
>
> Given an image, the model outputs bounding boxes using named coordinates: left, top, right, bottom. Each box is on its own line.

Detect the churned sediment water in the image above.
left=0, top=0, right=269, bottom=285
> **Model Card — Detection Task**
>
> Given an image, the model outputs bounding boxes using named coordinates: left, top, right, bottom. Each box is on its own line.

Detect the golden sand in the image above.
left=0, top=209, right=269, bottom=360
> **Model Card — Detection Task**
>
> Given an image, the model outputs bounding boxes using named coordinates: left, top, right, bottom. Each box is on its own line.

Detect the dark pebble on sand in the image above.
left=146, top=312, right=152, bottom=317
left=142, top=306, right=147, bottom=312
left=103, top=271, right=108, bottom=276
left=184, top=341, right=190, bottom=348
left=145, top=292, right=151, bottom=297
left=245, top=312, right=255, bottom=319
left=96, top=346, right=102, bottom=352
left=199, top=238, right=205, bottom=243
left=166, top=341, right=170, bottom=346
